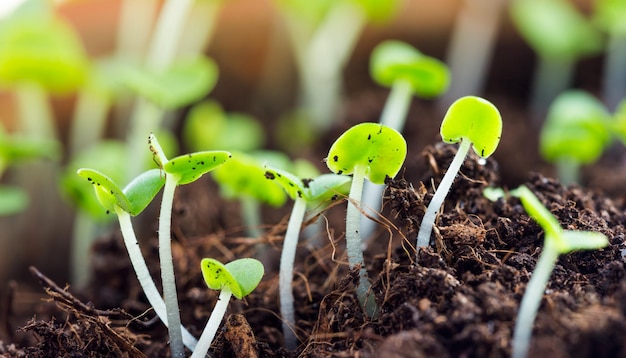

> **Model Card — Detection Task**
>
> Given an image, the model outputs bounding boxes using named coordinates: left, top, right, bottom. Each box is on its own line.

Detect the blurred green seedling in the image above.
left=148, top=133, right=230, bottom=356
left=76, top=167, right=198, bottom=351
left=508, top=185, right=608, bottom=358
left=362, top=40, right=449, bottom=241
left=326, top=122, right=407, bottom=318
left=539, top=90, right=612, bottom=186
left=264, top=166, right=350, bottom=349
left=416, top=96, right=501, bottom=254
left=510, top=0, right=603, bottom=121
left=183, top=100, right=265, bottom=153
left=212, top=151, right=290, bottom=238
left=191, top=258, right=264, bottom=358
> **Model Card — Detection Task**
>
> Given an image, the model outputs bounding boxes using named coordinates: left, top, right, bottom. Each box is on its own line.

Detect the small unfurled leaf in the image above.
left=558, top=230, right=609, bottom=253
left=326, top=123, right=407, bottom=184
left=510, top=185, right=561, bottom=239
left=164, top=150, right=230, bottom=185
left=370, top=40, right=449, bottom=98
left=124, top=169, right=165, bottom=216
left=0, top=185, right=28, bottom=215
left=200, top=258, right=264, bottom=299
left=76, top=168, right=131, bottom=213
left=225, top=258, right=264, bottom=299
left=440, top=96, right=502, bottom=159
left=123, top=57, right=218, bottom=109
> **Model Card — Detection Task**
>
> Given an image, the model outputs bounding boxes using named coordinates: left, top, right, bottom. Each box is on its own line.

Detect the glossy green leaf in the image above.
left=225, top=258, right=264, bottom=299
left=510, top=0, right=603, bottom=59
left=212, top=152, right=288, bottom=207
left=164, top=150, right=230, bottom=185
left=326, top=123, right=406, bottom=184
left=264, top=167, right=305, bottom=200
left=200, top=258, right=264, bottom=299
left=0, top=12, right=88, bottom=93
left=539, top=91, right=611, bottom=164
left=370, top=40, right=450, bottom=98
left=0, top=185, right=28, bottom=216
left=123, top=57, right=218, bottom=109
left=76, top=168, right=131, bottom=214
left=440, top=96, right=502, bottom=158
left=123, top=169, right=165, bottom=216
left=306, top=173, right=351, bottom=201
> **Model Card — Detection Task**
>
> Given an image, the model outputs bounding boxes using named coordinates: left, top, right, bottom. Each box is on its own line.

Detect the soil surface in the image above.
left=3, top=136, right=626, bottom=357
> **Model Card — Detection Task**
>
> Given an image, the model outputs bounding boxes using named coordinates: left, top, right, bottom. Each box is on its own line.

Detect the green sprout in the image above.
left=510, top=0, right=603, bottom=122
left=191, top=258, right=264, bottom=358
left=362, top=40, right=450, bottom=241
left=326, top=122, right=407, bottom=317
left=593, top=0, right=626, bottom=111
left=416, top=96, right=502, bottom=254
left=76, top=167, right=198, bottom=351
left=149, top=133, right=230, bottom=357
left=212, top=152, right=289, bottom=238
left=539, top=90, right=612, bottom=186
left=508, top=185, right=608, bottom=358
left=264, top=167, right=350, bottom=349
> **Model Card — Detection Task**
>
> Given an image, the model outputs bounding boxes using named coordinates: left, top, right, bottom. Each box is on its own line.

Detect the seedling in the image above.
left=362, top=40, right=450, bottom=241
left=539, top=90, right=612, bottom=186
left=593, top=0, right=626, bottom=110
left=510, top=0, right=603, bottom=122
left=264, top=166, right=350, bottom=349
left=212, top=152, right=289, bottom=238
left=76, top=167, right=198, bottom=351
left=416, top=96, right=502, bottom=255
left=192, top=258, right=264, bottom=358
left=149, top=133, right=230, bottom=357
left=508, top=185, right=608, bottom=358
left=326, top=122, right=407, bottom=317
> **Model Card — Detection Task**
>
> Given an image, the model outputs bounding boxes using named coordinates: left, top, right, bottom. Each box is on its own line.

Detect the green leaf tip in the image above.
left=326, top=123, right=407, bottom=184
left=370, top=40, right=450, bottom=98
left=440, top=96, right=502, bottom=158
left=264, top=167, right=351, bottom=201
left=123, top=169, right=166, bottom=216
left=76, top=168, right=131, bottom=214
left=200, top=258, right=264, bottom=299
left=164, top=151, right=231, bottom=185
left=539, top=91, right=611, bottom=164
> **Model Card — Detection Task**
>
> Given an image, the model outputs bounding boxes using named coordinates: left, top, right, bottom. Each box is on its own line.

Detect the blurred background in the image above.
left=0, top=0, right=616, bottom=311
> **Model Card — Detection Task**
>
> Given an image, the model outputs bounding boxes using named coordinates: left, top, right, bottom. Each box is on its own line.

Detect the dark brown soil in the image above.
left=3, top=134, right=626, bottom=357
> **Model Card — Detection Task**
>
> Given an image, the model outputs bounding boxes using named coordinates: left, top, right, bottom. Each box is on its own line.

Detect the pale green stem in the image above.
left=530, top=56, right=575, bottom=126
left=279, top=197, right=307, bottom=350
left=116, top=0, right=159, bottom=64
left=417, top=140, right=472, bottom=255
left=555, top=157, right=580, bottom=186
left=512, top=240, right=559, bottom=358
left=361, top=79, right=414, bottom=245
left=126, top=99, right=162, bottom=180
left=240, top=196, right=262, bottom=239
left=69, top=88, right=111, bottom=154
left=114, top=207, right=198, bottom=351
left=159, top=175, right=184, bottom=357
left=70, top=211, right=107, bottom=289
left=145, top=0, right=194, bottom=70
left=602, top=34, right=626, bottom=112
left=176, top=0, right=220, bottom=58
left=14, top=82, right=56, bottom=139
left=346, top=165, right=378, bottom=318
left=191, top=287, right=232, bottom=358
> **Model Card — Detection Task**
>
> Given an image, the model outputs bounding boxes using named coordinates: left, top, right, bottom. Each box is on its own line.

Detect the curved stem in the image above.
left=512, top=241, right=559, bottom=358
left=346, top=165, right=378, bottom=317
left=279, top=197, right=307, bottom=350
left=115, top=207, right=197, bottom=351
left=416, top=140, right=472, bottom=256
left=191, top=288, right=232, bottom=358
left=159, top=176, right=184, bottom=357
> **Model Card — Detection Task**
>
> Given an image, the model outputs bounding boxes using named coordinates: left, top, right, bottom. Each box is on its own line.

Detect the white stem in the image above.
left=115, top=207, right=198, bottom=351
left=279, top=198, right=307, bottom=350
left=555, top=157, right=580, bottom=186
left=125, top=99, right=162, bottom=180
left=116, top=0, right=159, bottom=64
left=191, top=288, right=232, bottom=358
left=346, top=165, right=378, bottom=317
left=159, top=176, right=184, bottom=357
left=176, top=0, right=220, bottom=58
left=530, top=56, right=574, bottom=126
left=512, top=241, right=559, bottom=358
left=69, top=88, right=110, bottom=154
left=70, top=211, right=104, bottom=289
left=416, top=140, right=472, bottom=254
left=602, top=34, right=626, bottom=112
left=145, top=0, right=195, bottom=71
left=241, top=196, right=262, bottom=239
left=14, top=82, right=56, bottom=140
